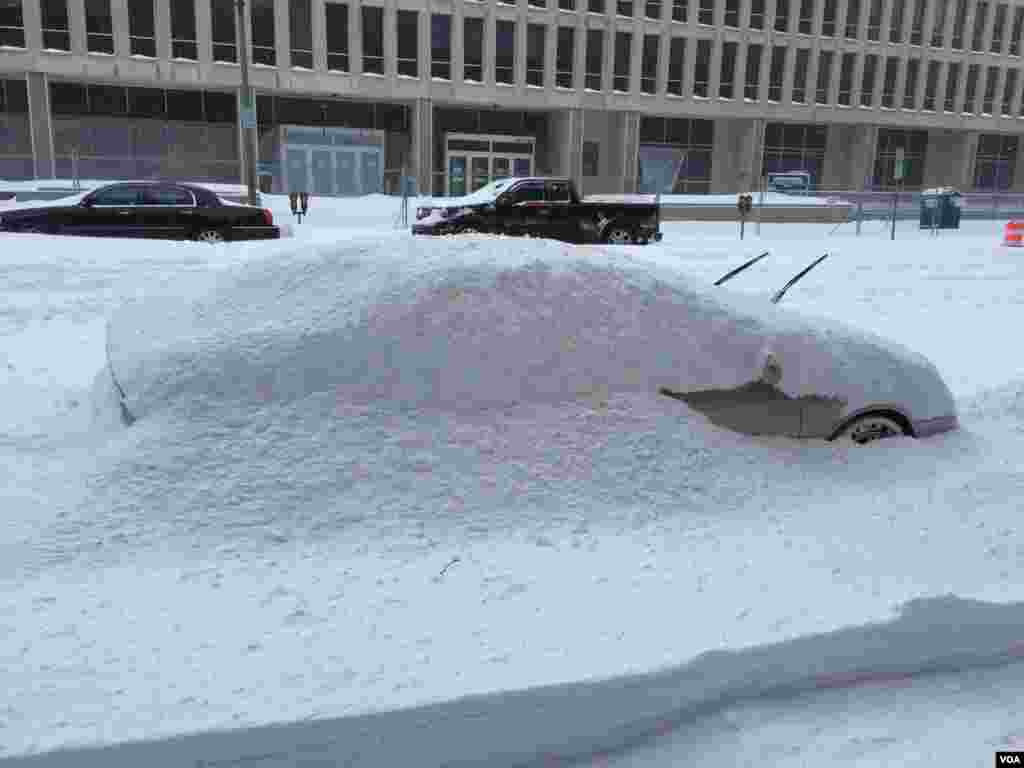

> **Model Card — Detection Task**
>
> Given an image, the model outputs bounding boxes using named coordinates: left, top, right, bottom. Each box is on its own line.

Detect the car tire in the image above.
left=834, top=414, right=907, bottom=445
left=196, top=228, right=227, bottom=244
left=605, top=225, right=636, bottom=245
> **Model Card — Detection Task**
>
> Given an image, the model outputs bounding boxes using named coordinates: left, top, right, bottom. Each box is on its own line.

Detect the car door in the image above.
left=500, top=181, right=546, bottom=236
left=543, top=180, right=579, bottom=243
left=139, top=185, right=195, bottom=239
left=80, top=185, right=144, bottom=236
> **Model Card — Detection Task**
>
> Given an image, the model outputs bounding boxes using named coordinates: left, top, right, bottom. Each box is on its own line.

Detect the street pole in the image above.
left=236, top=0, right=259, bottom=206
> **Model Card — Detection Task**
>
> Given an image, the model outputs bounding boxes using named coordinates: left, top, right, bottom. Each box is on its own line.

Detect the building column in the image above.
left=781, top=41, right=798, bottom=104
left=806, top=47, right=821, bottom=104
left=485, top=8, right=497, bottom=86
left=551, top=106, right=584, bottom=180
left=981, top=1, right=997, bottom=52
left=878, top=0, right=895, bottom=43
left=708, top=37, right=723, bottom=98
left=682, top=27, right=697, bottom=96
left=734, top=40, right=749, bottom=99
left=851, top=49, right=866, bottom=105
left=871, top=50, right=886, bottom=107
left=1011, top=140, right=1024, bottom=192
left=69, top=0, right=87, bottom=54
left=418, top=6, right=431, bottom=80
left=991, top=66, right=1006, bottom=116
left=758, top=41, right=771, bottom=100
left=960, top=0, right=978, bottom=49
left=26, top=72, right=55, bottom=180
left=923, top=129, right=978, bottom=188
left=111, top=0, right=129, bottom=56
left=618, top=111, right=640, bottom=192
left=657, top=26, right=671, bottom=95
left=195, top=0, right=213, bottom=68
left=21, top=0, right=42, bottom=50
left=602, top=18, right=615, bottom=92
left=846, top=123, right=878, bottom=189
left=384, top=3, right=397, bottom=77
left=312, top=0, right=327, bottom=71
left=573, top=14, right=586, bottom=91
left=921, top=0, right=939, bottom=46
left=711, top=117, right=761, bottom=192
left=544, top=12, right=558, bottom=94
left=452, top=3, right=465, bottom=82
left=1012, top=66, right=1024, bottom=116
left=515, top=1, right=527, bottom=87
left=829, top=48, right=843, bottom=104
left=155, top=0, right=172, bottom=60
left=412, top=98, right=434, bottom=196
left=952, top=58, right=968, bottom=113
left=891, top=55, right=907, bottom=108
left=350, top=0, right=362, bottom=74
left=960, top=130, right=980, bottom=188
left=629, top=22, right=643, bottom=94
left=835, top=0, right=850, bottom=38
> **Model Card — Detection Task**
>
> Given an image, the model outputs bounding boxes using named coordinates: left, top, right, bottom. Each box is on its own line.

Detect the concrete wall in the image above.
left=661, top=204, right=851, bottom=223
left=923, top=130, right=979, bottom=190
left=821, top=124, right=877, bottom=191
left=579, top=108, right=627, bottom=196
left=710, top=118, right=762, bottom=194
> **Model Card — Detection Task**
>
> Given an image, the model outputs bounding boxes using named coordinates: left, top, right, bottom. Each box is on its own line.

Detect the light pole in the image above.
left=235, top=0, right=259, bottom=205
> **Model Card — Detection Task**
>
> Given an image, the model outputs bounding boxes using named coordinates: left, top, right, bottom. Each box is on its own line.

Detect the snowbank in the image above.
left=106, top=234, right=954, bottom=426
left=7, top=594, right=1024, bottom=766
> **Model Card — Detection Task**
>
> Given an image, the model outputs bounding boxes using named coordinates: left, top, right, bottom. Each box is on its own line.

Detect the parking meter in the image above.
left=289, top=192, right=310, bottom=224
left=737, top=193, right=753, bottom=239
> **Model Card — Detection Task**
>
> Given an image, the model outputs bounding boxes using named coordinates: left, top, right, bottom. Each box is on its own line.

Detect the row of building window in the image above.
left=3, top=0, right=1024, bottom=61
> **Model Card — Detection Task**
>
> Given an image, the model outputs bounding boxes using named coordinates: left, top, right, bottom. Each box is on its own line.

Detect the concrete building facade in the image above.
left=1, top=0, right=1024, bottom=195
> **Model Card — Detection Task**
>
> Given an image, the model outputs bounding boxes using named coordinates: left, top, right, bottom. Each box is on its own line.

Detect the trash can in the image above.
left=920, top=188, right=962, bottom=229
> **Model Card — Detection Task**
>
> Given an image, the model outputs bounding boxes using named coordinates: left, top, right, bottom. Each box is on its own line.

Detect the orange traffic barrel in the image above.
left=1005, top=221, right=1024, bottom=247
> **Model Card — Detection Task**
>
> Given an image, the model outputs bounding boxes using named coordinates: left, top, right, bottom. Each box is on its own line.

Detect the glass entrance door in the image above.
left=444, top=133, right=536, bottom=197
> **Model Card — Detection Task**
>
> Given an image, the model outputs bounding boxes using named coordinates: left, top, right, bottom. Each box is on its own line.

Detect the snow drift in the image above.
left=105, top=234, right=954, bottom=426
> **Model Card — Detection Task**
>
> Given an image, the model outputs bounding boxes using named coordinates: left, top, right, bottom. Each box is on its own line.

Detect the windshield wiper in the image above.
left=713, top=251, right=770, bottom=286
left=771, top=253, right=829, bottom=305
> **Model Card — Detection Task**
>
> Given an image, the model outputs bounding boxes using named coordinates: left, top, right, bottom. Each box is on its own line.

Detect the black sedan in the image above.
left=0, top=182, right=279, bottom=243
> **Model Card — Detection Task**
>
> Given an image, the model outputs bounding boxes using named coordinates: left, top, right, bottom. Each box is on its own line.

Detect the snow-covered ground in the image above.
left=3, top=196, right=1024, bottom=767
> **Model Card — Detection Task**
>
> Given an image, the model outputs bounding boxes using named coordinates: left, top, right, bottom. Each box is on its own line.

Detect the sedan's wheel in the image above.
left=836, top=414, right=906, bottom=445
left=606, top=226, right=635, bottom=245
left=196, top=228, right=226, bottom=244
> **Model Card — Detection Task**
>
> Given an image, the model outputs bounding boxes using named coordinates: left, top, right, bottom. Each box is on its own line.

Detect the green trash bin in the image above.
left=920, top=188, right=962, bottom=229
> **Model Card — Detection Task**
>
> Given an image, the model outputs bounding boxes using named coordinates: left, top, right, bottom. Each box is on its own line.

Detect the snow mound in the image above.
left=107, top=234, right=953, bottom=424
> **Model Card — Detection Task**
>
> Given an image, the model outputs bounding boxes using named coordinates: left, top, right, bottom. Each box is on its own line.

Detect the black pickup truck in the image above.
left=413, top=177, right=662, bottom=245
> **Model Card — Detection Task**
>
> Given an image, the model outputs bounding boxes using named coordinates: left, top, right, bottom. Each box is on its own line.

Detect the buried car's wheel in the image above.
left=834, top=414, right=908, bottom=445
left=605, top=226, right=636, bottom=245
left=196, top=228, right=227, bottom=244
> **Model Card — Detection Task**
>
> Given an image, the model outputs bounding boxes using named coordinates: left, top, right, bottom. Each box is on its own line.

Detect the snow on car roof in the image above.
left=107, top=234, right=953, bottom=426
left=416, top=178, right=531, bottom=208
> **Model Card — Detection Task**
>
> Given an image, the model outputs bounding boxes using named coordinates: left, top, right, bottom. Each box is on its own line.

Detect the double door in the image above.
left=284, top=146, right=383, bottom=196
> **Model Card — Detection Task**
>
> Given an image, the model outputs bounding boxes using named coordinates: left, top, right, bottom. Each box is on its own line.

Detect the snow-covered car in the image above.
left=99, top=237, right=957, bottom=445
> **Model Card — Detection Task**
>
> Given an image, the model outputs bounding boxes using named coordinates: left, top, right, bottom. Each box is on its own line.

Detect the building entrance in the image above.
left=444, top=133, right=534, bottom=195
